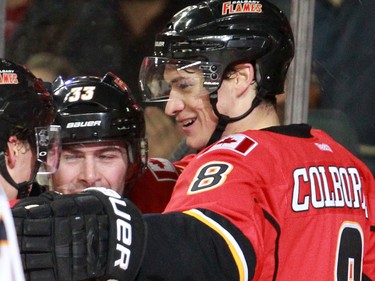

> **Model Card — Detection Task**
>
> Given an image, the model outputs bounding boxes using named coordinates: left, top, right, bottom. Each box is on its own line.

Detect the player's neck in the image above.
left=0, top=176, right=17, bottom=200
left=224, top=104, right=280, bottom=136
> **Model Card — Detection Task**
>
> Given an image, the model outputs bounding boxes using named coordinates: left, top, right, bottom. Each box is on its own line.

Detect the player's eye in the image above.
left=171, top=78, right=197, bottom=93
left=98, top=150, right=124, bottom=161
left=179, top=81, right=193, bottom=89
left=99, top=153, right=115, bottom=160
left=62, top=153, right=82, bottom=162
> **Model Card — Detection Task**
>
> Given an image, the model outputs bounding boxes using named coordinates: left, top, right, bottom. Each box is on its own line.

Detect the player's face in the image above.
left=51, top=141, right=128, bottom=194
left=163, top=65, right=218, bottom=150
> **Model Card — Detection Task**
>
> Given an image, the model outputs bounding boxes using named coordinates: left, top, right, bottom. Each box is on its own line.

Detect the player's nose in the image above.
left=165, top=97, right=185, bottom=116
left=78, top=158, right=102, bottom=187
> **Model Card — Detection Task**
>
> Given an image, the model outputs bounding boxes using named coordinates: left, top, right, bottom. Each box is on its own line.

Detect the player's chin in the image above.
left=186, top=135, right=208, bottom=151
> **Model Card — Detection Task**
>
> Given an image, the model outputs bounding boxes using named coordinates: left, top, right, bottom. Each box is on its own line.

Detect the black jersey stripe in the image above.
left=184, top=208, right=249, bottom=281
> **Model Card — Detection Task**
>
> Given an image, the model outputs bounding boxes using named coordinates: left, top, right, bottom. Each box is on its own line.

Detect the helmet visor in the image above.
left=139, top=57, right=224, bottom=102
left=35, top=125, right=62, bottom=174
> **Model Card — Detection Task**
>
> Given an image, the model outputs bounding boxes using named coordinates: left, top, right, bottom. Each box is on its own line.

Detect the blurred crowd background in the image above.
left=4, top=0, right=375, bottom=174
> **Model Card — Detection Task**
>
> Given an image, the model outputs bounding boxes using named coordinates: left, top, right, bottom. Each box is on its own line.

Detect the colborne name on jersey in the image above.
left=292, top=166, right=368, bottom=217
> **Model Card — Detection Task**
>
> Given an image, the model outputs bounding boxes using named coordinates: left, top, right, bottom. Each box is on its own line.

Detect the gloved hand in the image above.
left=12, top=188, right=146, bottom=281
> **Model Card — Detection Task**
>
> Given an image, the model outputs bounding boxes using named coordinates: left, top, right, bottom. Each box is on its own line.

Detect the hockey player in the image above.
left=50, top=72, right=178, bottom=212
left=13, top=1, right=375, bottom=280
left=50, top=73, right=147, bottom=195
left=0, top=58, right=60, bottom=280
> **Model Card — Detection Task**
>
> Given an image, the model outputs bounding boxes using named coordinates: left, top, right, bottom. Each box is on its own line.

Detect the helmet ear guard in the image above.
left=52, top=73, right=147, bottom=191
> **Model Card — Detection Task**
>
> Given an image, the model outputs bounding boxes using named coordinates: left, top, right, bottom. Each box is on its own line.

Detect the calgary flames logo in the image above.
left=222, top=1, right=263, bottom=15
left=0, top=72, right=18, bottom=84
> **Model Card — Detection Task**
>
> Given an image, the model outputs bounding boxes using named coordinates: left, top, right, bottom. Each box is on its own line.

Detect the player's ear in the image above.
left=232, top=63, right=255, bottom=96
left=6, top=136, right=19, bottom=169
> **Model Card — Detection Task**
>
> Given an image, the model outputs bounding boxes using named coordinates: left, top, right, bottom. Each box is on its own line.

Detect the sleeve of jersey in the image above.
left=136, top=208, right=256, bottom=281
left=128, top=158, right=180, bottom=213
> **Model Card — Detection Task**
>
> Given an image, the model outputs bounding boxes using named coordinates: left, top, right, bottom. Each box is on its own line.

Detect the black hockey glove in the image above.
left=12, top=188, right=146, bottom=281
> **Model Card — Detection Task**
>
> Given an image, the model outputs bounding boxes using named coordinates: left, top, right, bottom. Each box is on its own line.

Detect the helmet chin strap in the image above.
left=206, top=91, right=262, bottom=147
left=0, top=151, right=41, bottom=199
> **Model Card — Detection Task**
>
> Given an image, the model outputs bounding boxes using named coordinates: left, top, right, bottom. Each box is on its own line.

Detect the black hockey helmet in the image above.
left=139, top=0, right=294, bottom=146
left=140, top=0, right=294, bottom=101
left=52, top=72, right=147, bottom=188
left=0, top=58, right=59, bottom=198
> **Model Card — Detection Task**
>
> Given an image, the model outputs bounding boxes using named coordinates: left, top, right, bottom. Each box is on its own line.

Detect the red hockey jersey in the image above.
left=159, top=124, right=375, bottom=280
left=128, top=157, right=183, bottom=213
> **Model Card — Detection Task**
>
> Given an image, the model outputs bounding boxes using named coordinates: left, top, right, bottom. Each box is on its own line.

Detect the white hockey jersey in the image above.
left=0, top=186, right=24, bottom=281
